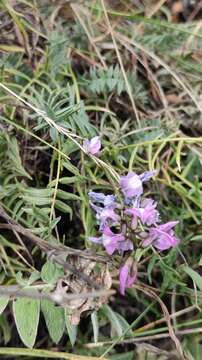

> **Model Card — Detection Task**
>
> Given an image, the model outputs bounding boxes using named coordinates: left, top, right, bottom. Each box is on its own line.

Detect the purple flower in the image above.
left=96, top=207, right=120, bottom=230
left=103, top=227, right=133, bottom=255
left=120, top=172, right=143, bottom=198
left=140, top=171, right=157, bottom=182
left=89, top=226, right=133, bottom=255
left=119, top=258, right=137, bottom=295
left=125, top=198, right=160, bottom=228
left=88, top=191, right=116, bottom=208
left=140, top=199, right=160, bottom=225
left=88, top=191, right=119, bottom=229
left=142, top=221, right=180, bottom=250
left=120, top=171, right=156, bottom=199
left=124, top=207, right=139, bottom=229
left=83, top=136, right=101, bottom=155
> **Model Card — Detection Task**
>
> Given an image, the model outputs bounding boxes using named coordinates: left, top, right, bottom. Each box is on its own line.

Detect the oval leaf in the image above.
left=183, top=266, right=202, bottom=292
left=65, top=309, right=77, bottom=347
left=0, top=297, right=9, bottom=315
left=41, top=260, right=63, bottom=284
left=102, top=304, right=123, bottom=337
left=13, top=298, right=40, bottom=348
left=41, top=299, right=65, bottom=344
left=91, top=311, right=99, bottom=343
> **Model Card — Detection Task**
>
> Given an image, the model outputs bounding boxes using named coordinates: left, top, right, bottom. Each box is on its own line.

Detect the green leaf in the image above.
left=56, top=189, right=81, bottom=201
left=0, top=297, right=9, bottom=315
left=65, top=309, right=77, bottom=347
left=102, top=304, right=123, bottom=337
left=13, top=298, right=40, bottom=348
left=91, top=311, right=99, bottom=343
left=55, top=200, right=73, bottom=216
left=7, top=136, right=32, bottom=179
left=0, top=314, right=11, bottom=344
left=16, top=271, right=41, bottom=286
left=183, top=266, right=202, bottom=292
left=114, top=313, right=133, bottom=336
left=41, top=299, right=65, bottom=344
left=41, top=260, right=64, bottom=284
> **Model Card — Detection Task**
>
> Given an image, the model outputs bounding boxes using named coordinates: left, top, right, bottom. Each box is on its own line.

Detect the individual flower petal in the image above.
left=102, top=226, right=126, bottom=255
left=96, top=208, right=120, bottom=230
left=93, top=226, right=133, bottom=255
left=139, top=170, right=157, bottom=182
left=156, top=221, right=179, bottom=232
left=88, top=236, right=103, bottom=244
left=138, top=198, right=160, bottom=226
left=118, top=239, right=134, bottom=253
left=104, top=195, right=117, bottom=208
left=88, top=191, right=106, bottom=203
left=125, top=198, right=159, bottom=228
left=142, top=221, right=180, bottom=250
left=120, top=172, right=143, bottom=198
left=125, top=207, right=139, bottom=229
left=88, top=191, right=119, bottom=229
left=120, top=171, right=156, bottom=200
left=83, top=136, right=101, bottom=155
left=88, top=191, right=116, bottom=208
left=119, top=259, right=137, bottom=295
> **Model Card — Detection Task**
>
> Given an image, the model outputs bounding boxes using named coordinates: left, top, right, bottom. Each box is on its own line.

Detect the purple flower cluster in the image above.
left=88, top=171, right=180, bottom=295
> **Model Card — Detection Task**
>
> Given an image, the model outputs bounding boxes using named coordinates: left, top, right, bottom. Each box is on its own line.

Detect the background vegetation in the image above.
left=0, top=0, right=202, bottom=359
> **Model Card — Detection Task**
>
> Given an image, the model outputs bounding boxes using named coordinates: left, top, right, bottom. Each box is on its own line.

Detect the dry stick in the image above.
left=0, top=285, right=115, bottom=304
left=134, top=284, right=185, bottom=359
left=100, top=0, right=140, bottom=126
left=0, top=207, right=110, bottom=290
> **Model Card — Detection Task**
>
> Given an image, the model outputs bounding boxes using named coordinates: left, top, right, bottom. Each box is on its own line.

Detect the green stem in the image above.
left=0, top=348, right=106, bottom=360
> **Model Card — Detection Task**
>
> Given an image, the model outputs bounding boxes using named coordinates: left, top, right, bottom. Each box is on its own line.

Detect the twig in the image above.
left=134, top=284, right=185, bottom=359
left=0, top=285, right=115, bottom=305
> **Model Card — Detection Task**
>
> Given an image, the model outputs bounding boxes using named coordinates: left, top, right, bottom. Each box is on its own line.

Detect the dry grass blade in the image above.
left=134, top=305, right=197, bottom=334
left=100, top=0, right=140, bottom=126
left=115, top=32, right=202, bottom=115
left=134, top=284, right=185, bottom=359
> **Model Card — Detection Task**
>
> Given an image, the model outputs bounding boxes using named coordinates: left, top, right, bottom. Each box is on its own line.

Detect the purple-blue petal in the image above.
left=83, top=136, right=101, bottom=155
left=120, top=172, right=143, bottom=198
left=139, top=170, right=157, bottom=182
